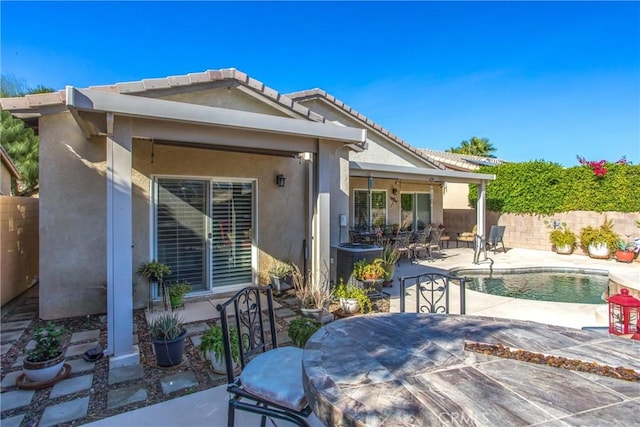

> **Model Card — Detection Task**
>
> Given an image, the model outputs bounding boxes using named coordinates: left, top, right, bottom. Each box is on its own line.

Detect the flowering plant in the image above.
left=577, top=155, right=630, bottom=178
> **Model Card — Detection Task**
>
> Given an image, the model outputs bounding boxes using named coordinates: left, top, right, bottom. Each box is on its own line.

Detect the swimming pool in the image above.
left=454, top=268, right=609, bottom=304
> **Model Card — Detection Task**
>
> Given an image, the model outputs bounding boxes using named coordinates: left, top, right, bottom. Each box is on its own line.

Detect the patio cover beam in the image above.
left=66, top=87, right=367, bottom=145
left=349, top=161, right=495, bottom=184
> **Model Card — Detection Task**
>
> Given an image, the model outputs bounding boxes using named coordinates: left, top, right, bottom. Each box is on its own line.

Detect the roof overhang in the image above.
left=350, top=161, right=495, bottom=184
left=0, top=146, right=21, bottom=179
left=66, top=87, right=367, bottom=148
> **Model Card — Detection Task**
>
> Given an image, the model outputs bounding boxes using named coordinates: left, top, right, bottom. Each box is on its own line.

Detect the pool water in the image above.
left=455, top=268, right=608, bottom=304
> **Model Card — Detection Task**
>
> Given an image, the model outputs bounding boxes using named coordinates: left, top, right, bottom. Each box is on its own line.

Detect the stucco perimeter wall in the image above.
left=0, top=196, right=39, bottom=306
left=444, top=209, right=639, bottom=253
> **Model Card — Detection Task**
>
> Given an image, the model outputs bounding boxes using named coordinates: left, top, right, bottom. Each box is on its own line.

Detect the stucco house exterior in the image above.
left=1, top=68, right=494, bottom=366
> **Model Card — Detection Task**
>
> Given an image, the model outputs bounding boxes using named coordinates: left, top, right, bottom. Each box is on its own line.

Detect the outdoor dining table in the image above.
left=302, top=313, right=639, bottom=427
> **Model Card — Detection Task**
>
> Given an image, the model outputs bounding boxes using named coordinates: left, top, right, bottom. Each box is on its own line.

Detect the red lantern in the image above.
left=608, top=288, right=640, bottom=335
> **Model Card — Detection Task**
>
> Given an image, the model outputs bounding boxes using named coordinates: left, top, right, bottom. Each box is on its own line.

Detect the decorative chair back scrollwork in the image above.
left=216, top=286, right=312, bottom=426
left=399, top=273, right=467, bottom=314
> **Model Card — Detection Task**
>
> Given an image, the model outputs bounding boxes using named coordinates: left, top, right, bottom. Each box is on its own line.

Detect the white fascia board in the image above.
left=66, top=87, right=366, bottom=144
left=350, top=161, right=495, bottom=183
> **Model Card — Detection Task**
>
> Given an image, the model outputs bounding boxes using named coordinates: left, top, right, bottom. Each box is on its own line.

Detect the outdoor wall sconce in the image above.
left=368, top=176, right=374, bottom=190
left=607, top=288, right=640, bottom=335
left=276, top=174, right=286, bottom=188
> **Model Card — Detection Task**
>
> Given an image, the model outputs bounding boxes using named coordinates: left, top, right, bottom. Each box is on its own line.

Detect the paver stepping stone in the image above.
left=1, top=330, right=24, bottom=344
left=0, top=389, right=34, bottom=411
left=66, top=358, right=96, bottom=374
left=39, top=396, right=90, bottom=427
left=277, top=332, right=292, bottom=345
left=65, top=342, right=98, bottom=358
left=6, top=312, right=36, bottom=321
left=107, top=384, right=147, bottom=409
left=1, top=413, right=25, bottom=427
left=190, top=335, right=203, bottom=348
left=275, top=308, right=297, bottom=318
left=1, top=370, right=23, bottom=388
left=160, top=371, right=198, bottom=394
left=11, top=354, right=26, bottom=368
left=50, top=374, right=93, bottom=398
left=2, top=320, right=32, bottom=331
left=185, top=322, right=209, bottom=335
left=1, top=342, right=12, bottom=356
left=70, top=330, right=100, bottom=343
left=109, top=364, right=144, bottom=385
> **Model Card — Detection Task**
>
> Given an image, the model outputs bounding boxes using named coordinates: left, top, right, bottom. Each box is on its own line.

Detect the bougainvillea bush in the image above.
left=469, top=157, right=640, bottom=214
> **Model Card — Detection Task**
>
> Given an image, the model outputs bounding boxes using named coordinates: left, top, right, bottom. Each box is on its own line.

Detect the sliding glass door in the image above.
left=400, top=192, right=431, bottom=231
left=154, top=177, right=255, bottom=294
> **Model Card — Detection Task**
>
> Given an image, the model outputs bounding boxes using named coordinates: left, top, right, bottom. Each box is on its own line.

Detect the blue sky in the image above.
left=2, top=1, right=638, bottom=166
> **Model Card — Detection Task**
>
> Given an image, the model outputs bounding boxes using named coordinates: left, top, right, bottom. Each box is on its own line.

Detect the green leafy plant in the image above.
left=332, top=279, right=372, bottom=313
left=167, top=281, right=191, bottom=308
left=137, top=260, right=172, bottom=283
left=469, top=160, right=640, bottom=214
left=268, top=260, right=294, bottom=278
left=579, top=217, right=620, bottom=252
left=545, top=222, right=577, bottom=249
left=380, top=243, right=400, bottom=280
left=616, top=239, right=633, bottom=252
left=352, top=258, right=386, bottom=281
left=149, top=312, right=185, bottom=340
left=287, top=317, right=323, bottom=348
left=26, top=322, right=65, bottom=363
left=198, top=324, right=243, bottom=364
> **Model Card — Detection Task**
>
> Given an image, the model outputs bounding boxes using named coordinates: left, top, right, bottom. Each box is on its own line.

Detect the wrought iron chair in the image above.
left=486, top=225, right=506, bottom=254
left=216, top=286, right=312, bottom=427
left=426, top=228, right=444, bottom=260
left=399, top=273, right=467, bottom=314
left=394, top=231, right=413, bottom=265
left=409, top=228, right=430, bottom=261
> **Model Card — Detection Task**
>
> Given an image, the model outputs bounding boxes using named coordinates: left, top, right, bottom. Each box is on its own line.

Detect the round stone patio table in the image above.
left=302, top=313, right=640, bottom=427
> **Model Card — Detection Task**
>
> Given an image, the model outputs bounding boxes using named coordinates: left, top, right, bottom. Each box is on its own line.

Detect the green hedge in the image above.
left=469, top=161, right=640, bottom=214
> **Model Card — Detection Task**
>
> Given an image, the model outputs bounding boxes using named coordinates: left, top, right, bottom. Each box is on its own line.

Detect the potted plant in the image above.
left=291, top=264, right=331, bottom=321
left=333, top=279, right=372, bottom=315
left=287, top=317, right=323, bottom=348
left=614, top=240, right=636, bottom=263
left=137, top=260, right=172, bottom=310
left=268, top=260, right=294, bottom=292
left=548, top=224, right=577, bottom=255
left=167, top=281, right=191, bottom=309
left=149, top=311, right=186, bottom=367
left=353, top=258, right=386, bottom=293
left=579, top=218, right=619, bottom=259
left=198, top=324, right=243, bottom=373
left=23, top=322, right=66, bottom=383
left=380, top=242, right=400, bottom=285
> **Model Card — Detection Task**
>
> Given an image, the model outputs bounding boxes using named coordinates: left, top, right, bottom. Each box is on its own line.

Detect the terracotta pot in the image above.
left=614, top=250, right=635, bottom=263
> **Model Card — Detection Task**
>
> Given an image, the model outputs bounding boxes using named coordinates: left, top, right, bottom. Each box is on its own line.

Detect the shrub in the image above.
left=288, top=317, right=323, bottom=348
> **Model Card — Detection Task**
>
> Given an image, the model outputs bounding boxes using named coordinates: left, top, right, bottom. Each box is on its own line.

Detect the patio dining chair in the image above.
left=394, top=232, right=413, bottom=265
left=399, top=273, right=467, bottom=314
left=216, top=286, right=312, bottom=427
left=486, top=225, right=506, bottom=254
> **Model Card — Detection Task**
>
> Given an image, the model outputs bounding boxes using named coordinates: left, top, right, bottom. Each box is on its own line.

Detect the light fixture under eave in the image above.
left=276, top=174, right=286, bottom=188
left=368, top=176, right=374, bottom=190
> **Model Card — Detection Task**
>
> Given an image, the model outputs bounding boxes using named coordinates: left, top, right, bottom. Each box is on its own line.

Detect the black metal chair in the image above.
left=486, top=225, right=506, bottom=254
left=216, top=286, right=312, bottom=427
left=399, top=273, right=467, bottom=314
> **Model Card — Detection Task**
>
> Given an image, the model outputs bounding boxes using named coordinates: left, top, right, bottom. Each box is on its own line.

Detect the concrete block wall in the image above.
left=444, top=209, right=640, bottom=254
left=1, top=196, right=39, bottom=306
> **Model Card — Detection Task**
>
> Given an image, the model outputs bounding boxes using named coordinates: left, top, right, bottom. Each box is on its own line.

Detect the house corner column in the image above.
left=476, top=181, right=487, bottom=239
left=106, top=113, right=139, bottom=368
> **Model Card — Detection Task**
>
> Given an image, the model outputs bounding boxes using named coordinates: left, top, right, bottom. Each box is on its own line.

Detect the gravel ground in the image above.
left=1, top=291, right=389, bottom=426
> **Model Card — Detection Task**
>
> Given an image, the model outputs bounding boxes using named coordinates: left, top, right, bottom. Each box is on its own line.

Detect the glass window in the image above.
left=354, top=190, right=387, bottom=228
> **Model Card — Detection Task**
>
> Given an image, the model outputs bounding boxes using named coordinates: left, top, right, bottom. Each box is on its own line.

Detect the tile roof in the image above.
left=0, top=69, right=327, bottom=123
left=286, top=89, right=447, bottom=170
left=419, top=149, right=505, bottom=171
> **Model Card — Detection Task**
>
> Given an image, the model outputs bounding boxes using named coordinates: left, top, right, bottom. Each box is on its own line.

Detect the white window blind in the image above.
left=156, top=179, right=207, bottom=291
left=211, top=182, right=253, bottom=287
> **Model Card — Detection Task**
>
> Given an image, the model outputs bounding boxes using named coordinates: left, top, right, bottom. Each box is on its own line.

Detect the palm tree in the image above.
left=446, top=136, right=497, bottom=158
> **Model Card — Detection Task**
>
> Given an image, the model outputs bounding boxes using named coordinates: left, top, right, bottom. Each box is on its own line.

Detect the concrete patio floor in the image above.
left=81, top=246, right=639, bottom=427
